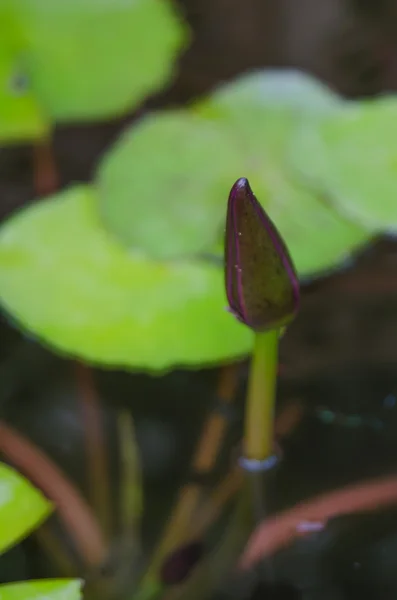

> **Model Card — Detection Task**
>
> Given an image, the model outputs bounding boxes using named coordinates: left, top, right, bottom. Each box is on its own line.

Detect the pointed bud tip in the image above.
left=230, top=177, right=253, bottom=200
left=234, top=177, right=250, bottom=189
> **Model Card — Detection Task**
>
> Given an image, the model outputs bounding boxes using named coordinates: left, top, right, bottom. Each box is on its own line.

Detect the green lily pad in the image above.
left=288, top=96, right=397, bottom=230
left=0, top=185, right=252, bottom=370
left=0, top=579, right=83, bottom=600
left=95, top=70, right=370, bottom=276
left=194, top=74, right=370, bottom=275
left=9, top=0, right=187, bottom=121
left=0, top=462, right=52, bottom=554
left=96, top=110, right=241, bottom=259
left=96, top=70, right=368, bottom=275
left=0, top=7, right=48, bottom=142
left=195, top=68, right=343, bottom=121
left=239, top=113, right=369, bottom=276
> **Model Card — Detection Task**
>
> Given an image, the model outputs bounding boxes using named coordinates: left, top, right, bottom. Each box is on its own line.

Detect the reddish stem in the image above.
left=75, top=362, right=112, bottom=540
left=239, top=474, right=397, bottom=570
left=33, top=139, right=59, bottom=197
left=0, top=420, right=107, bottom=567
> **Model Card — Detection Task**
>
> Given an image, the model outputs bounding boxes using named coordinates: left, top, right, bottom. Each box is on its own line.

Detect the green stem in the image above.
left=244, top=329, right=279, bottom=461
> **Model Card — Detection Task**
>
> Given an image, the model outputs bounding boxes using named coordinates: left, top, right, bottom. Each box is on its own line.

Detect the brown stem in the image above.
left=239, top=474, right=397, bottom=570
left=133, top=395, right=304, bottom=600
left=189, top=467, right=243, bottom=540
left=75, top=362, right=112, bottom=541
left=192, top=362, right=240, bottom=473
left=274, top=400, right=304, bottom=439
left=31, top=142, right=110, bottom=571
left=140, top=362, right=241, bottom=585
left=0, top=420, right=107, bottom=567
left=33, top=137, right=59, bottom=197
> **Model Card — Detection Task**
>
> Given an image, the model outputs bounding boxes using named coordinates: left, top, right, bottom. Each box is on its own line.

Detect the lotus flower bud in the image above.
left=224, top=177, right=300, bottom=331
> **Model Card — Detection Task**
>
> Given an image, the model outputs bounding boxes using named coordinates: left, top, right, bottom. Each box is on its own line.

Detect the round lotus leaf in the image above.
left=240, top=112, right=370, bottom=275
left=196, top=80, right=370, bottom=276
left=249, top=175, right=369, bottom=278
left=289, top=96, right=397, bottom=230
left=195, top=68, right=342, bottom=123
left=96, top=110, right=242, bottom=259
left=192, top=72, right=369, bottom=275
left=0, top=185, right=252, bottom=371
left=10, top=0, right=187, bottom=121
left=95, top=71, right=369, bottom=276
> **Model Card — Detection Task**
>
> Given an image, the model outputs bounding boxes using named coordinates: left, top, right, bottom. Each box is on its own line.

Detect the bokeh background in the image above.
left=1, top=1, right=397, bottom=599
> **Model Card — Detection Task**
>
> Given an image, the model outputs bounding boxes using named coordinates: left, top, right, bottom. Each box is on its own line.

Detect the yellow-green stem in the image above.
left=243, top=329, right=279, bottom=461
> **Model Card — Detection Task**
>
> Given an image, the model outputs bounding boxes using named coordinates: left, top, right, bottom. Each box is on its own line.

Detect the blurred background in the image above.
left=1, top=1, right=397, bottom=600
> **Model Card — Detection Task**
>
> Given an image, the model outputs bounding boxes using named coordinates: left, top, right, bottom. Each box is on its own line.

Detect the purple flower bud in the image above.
left=224, top=178, right=300, bottom=331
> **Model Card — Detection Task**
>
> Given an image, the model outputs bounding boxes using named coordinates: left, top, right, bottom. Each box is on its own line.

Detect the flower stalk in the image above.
left=244, top=329, right=279, bottom=461
left=224, top=177, right=300, bottom=464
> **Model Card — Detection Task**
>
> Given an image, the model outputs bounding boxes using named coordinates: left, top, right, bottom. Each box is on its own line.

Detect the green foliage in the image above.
left=0, top=579, right=83, bottom=600
left=195, top=68, right=343, bottom=119
left=96, top=110, right=241, bottom=259
left=197, top=75, right=370, bottom=275
left=97, top=69, right=370, bottom=276
left=0, top=185, right=252, bottom=370
left=1, top=0, right=187, bottom=130
left=0, top=68, right=389, bottom=371
left=0, top=462, right=52, bottom=554
left=0, top=6, right=48, bottom=142
left=0, top=463, right=80, bottom=598
left=289, top=96, right=397, bottom=230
